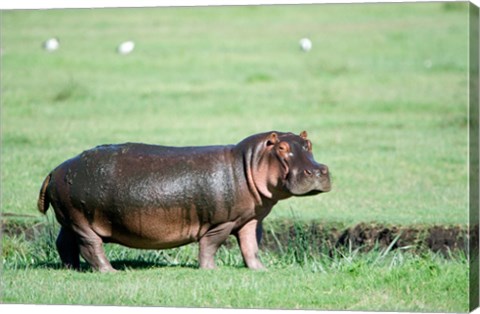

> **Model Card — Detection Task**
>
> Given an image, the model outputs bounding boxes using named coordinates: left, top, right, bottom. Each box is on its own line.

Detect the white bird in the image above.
left=299, top=38, right=312, bottom=52
left=42, top=38, right=60, bottom=52
left=117, top=41, right=135, bottom=55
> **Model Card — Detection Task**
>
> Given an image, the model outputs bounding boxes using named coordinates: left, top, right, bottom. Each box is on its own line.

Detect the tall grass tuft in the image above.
left=2, top=214, right=59, bottom=270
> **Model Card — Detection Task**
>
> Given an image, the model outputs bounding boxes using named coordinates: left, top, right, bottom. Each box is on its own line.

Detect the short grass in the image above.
left=2, top=259, right=468, bottom=311
left=0, top=2, right=473, bottom=312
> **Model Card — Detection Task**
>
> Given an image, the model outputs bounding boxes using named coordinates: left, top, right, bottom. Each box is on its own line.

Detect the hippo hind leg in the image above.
left=74, top=226, right=116, bottom=273
left=56, top=227, right=80, bottom=270
left=57, top=225, right=115, bottom=272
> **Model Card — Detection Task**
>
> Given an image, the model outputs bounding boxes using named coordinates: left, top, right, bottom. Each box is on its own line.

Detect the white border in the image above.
left=1, top=1, right=478, bottom=314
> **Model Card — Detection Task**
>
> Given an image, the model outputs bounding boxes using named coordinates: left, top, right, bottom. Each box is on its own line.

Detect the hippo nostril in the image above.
left=321, top=167, right=328, bottom=175
left=304, top=169, right=313, bottom=176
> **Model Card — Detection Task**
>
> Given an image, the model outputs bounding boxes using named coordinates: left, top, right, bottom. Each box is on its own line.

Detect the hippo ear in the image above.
left=300, top=131, right=308, bottom=139
left=266, top=132, right=279, bottom=147
left=277, top=141, right=291, bottom=159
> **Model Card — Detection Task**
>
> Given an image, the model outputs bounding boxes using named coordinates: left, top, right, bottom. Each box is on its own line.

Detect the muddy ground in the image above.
left=1, top=215, right=478, bottom=256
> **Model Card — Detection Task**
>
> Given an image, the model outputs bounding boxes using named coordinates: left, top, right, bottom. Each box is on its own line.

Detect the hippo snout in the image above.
left=303, top=163, right=331, bottom=192
left=304, top=164, right=329, bottom=177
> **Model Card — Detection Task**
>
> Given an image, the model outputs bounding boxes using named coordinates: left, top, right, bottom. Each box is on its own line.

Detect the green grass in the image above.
left=1, top=259, right=468, bottom=311
left=0, top=2, right=473, bottom=311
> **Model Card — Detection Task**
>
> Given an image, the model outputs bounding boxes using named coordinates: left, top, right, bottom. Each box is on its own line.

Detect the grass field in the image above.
left=2, top=257, right=468, bottom=311
left=0, top=2, right=473, bottom=311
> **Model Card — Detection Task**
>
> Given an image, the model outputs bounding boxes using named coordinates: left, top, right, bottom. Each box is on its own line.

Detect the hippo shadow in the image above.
left=34, top=260, right=198, bottom=272
left=33, top=260, right=93, bottom=272
left=110, top=259, right=198, bottom=271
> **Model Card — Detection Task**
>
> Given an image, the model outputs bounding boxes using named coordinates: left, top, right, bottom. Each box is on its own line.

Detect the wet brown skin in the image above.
left=38, top=131, right=331, bottom=272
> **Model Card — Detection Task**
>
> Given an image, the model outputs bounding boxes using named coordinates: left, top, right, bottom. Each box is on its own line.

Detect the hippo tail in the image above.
left=37, top=173, right=52, bottom=214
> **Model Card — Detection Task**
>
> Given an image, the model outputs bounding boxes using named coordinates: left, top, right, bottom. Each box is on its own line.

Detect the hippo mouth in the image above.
left=296, top=186, right=331, bottom=197
left=298, top=190, right=324, bottom=197
left=286, top=174, right=331, bottom=197
left=287, top=183, right=331, bottom=197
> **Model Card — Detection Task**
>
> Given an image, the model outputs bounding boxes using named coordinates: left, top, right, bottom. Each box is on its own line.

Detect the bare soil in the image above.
left=259, top=220, right=478, bottom=256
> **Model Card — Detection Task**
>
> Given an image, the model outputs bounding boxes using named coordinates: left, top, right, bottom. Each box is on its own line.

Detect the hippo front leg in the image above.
left=236, top=219, right=265, bottom=270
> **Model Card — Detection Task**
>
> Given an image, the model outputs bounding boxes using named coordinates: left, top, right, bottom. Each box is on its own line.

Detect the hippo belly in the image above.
left=104, top=207, right=204, bottom=250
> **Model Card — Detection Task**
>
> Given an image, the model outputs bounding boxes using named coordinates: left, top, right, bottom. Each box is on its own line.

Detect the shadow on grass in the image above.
left=33, top=259, right=198, bottom=272
left=111, top=259, right=198, bottom=271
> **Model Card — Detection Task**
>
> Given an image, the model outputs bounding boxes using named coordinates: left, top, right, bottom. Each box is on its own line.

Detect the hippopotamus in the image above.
left=37, top=131, right=331, bottom=272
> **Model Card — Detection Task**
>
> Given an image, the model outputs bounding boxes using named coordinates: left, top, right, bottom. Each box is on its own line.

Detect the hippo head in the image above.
left=241, top=131, right=331, bottom=202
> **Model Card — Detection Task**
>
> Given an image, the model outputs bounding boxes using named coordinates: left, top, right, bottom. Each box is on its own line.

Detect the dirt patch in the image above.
left=259, top=221, right=478, bottom=256
left=1, top=214, right=49, bottom=241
